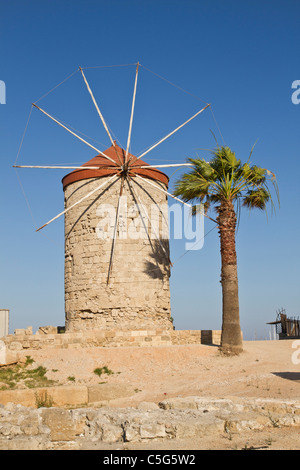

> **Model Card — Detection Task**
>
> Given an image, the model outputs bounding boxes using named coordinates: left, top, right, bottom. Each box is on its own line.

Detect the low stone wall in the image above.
left=1, top=397, right=300, bottom=450
left=0, top=328, right=221, bottom=364
left=0, top=383, right=136, bottom=408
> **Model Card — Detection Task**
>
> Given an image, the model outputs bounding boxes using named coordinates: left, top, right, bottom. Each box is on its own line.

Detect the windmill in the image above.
left=14, top=63, right=212, bottom=332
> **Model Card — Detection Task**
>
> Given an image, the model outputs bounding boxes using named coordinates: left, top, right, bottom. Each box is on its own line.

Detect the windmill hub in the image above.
left=121, top=163, right=129, bottom=176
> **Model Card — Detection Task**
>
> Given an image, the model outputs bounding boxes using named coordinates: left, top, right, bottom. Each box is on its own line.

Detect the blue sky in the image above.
left=0, top=0, right=299, bottom=339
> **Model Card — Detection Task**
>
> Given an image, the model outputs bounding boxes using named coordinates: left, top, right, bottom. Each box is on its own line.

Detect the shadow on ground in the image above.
left=272, top=372, right=300, bottom=382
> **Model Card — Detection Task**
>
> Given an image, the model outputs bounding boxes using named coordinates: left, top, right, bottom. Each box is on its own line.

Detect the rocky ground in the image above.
left=1, top=338, right=298, bottom=450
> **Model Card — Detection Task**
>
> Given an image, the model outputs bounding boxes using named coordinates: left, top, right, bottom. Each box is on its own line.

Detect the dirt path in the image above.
left=19, top=339, right=300, bottom=450
left=25, top=339, right=300, bottom=404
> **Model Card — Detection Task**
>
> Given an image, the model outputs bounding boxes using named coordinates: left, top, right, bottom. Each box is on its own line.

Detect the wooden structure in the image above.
left=267, top=309, right=300, bottom=339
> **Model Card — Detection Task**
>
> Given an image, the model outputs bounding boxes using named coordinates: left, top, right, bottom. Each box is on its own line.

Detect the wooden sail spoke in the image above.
left=130, top=163, right=193, bottom=169
left=129, top=175, right=169, bottom=231
left=32, top=104, right=117, bottom=165
left=13, top=164, right=118, bottom=170
left=36, top=173, right=120, bottom=232
left=79, top=67, right=123, bottom=166
left=126, top=177, right=164, bottom=274
left=106, top=177, right=125, bottom=285
left=128, top=176, right=171, bottom=265
left=135, top=104, right=210, bottom=161
left=134, top=174, right=217, bottom=224
left=125, top=63, right=139, bottom=164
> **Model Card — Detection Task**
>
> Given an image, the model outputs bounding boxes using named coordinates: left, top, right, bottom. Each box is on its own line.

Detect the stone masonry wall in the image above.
left=64, top=175, right=172, bottom=332
left=0, top=328, right=221, bottom=360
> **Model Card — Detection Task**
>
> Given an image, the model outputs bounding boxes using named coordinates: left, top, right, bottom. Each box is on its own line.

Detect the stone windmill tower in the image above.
left=62, top=142, right=172, bottom=332
left=14, top=63, right=210, bottom=334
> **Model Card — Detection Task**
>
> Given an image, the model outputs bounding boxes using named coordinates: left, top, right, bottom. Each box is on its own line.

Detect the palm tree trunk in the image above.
left=217, top=200, right=243, bottom=355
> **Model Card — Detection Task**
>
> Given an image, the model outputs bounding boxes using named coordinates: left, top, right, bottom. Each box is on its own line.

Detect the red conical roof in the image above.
left=62, top=142, right=169, bottom=190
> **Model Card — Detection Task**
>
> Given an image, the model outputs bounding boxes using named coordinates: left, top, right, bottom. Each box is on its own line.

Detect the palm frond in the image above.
left=191, top=203, right=204, bottom=216
left=246, top=139, right=259, bottom=164
left=173, top=143, right=280, bottom=223
left=242, top=187, right=270, bottom=210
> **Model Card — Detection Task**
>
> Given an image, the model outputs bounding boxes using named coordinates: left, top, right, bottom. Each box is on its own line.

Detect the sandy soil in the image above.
left=22, top=339, right=300, bottom=450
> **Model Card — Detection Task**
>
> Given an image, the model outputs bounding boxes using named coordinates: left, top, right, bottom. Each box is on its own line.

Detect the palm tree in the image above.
left=173, top=145, right=279, bottom=355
